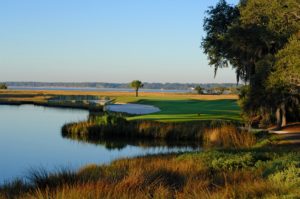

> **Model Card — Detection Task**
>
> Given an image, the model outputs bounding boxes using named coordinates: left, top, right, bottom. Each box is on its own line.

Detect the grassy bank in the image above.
left=62, top=114, right=242, bottom=142
left=0, top=109, right=300, bottom=199
left=1, top=146, right=299, bottom=199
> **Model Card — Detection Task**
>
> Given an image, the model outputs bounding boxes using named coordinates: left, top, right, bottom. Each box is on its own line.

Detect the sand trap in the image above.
left=106, top=104, right=160, bottom=115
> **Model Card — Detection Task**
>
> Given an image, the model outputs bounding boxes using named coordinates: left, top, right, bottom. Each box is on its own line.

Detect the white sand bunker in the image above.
left=106, top=104, right=160, bottom=115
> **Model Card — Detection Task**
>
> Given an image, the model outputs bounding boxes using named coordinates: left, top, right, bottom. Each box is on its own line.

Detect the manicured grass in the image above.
left=128, top=99, right=241, bottom=122
left=0, top=90, right=241, bottom=122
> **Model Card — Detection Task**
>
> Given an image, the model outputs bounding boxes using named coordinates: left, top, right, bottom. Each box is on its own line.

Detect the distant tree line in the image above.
left=194, top=85, right=239, bottom=95
left=0, top=83, right=7, bottom=89
left=5, top=82, right=240, bottom=91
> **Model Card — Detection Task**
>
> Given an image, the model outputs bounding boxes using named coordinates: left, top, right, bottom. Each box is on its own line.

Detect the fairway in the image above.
left=0, top=90, right=241, bottom=122
left=128, top=99, right=241, bottom=122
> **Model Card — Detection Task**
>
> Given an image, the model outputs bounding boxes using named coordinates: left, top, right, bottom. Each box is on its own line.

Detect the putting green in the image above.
left=127, top=99, right=241, bottom=122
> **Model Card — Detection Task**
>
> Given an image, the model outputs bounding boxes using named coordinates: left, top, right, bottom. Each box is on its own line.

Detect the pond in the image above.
left=0, top=105, right=199, bottom=183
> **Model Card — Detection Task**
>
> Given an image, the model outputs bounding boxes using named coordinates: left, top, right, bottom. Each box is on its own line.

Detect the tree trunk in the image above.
left=281, top=103, right=287, bottom=127
left=136, top=89, right=138, bottom=97
left=276, top=107, right=282, bottom=129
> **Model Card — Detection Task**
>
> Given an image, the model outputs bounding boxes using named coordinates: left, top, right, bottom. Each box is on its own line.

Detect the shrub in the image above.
left=211, top=152, right=255, bottom=170
left=269, top=165, right=300, bottom=187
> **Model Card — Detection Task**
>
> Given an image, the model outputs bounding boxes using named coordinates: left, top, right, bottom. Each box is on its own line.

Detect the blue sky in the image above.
left=0, top=0, right=239, bottom=83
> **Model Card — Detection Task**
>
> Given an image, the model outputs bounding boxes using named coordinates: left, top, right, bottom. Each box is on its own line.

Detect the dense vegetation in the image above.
left=62, top=113, right=241, bottom=142
left=202, top=0, right=300, bottom=128
left=1, top=144, right=299, bottom=198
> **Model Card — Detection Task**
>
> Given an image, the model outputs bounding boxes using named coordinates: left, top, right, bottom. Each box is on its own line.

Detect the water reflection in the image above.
left=61, top=133, right=201, bottom=151
left=62, top=112, right=201, bottom=150
left=0, top=105, right=200, bottom=183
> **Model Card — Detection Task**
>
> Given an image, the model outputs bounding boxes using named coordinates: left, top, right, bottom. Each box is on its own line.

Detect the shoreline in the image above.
left=0, top=100, right=103, bottom=111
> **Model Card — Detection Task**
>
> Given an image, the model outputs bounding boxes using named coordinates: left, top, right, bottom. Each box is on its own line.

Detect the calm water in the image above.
left=0, top=105, right=198, bottom=183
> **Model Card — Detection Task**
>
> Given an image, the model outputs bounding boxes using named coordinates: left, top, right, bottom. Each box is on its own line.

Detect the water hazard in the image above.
left=0, top=105, right=199, bottom=183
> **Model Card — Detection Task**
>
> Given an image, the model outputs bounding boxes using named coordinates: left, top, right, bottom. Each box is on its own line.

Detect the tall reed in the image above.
left=2, top=149, right=299, bottom=199
left=62, top=114, right=241, bottom=142
left=203, top=125, right=256, bottom=149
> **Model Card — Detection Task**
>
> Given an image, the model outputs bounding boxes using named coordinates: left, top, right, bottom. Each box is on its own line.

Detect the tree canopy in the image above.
left=203, top=0, right=300, bottom=128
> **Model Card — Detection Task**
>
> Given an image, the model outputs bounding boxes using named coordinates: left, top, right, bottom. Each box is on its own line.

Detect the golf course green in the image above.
left=128, top=99, right=240, bottom=122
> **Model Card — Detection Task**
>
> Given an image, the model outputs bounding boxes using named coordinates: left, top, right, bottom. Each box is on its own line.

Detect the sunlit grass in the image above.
left=0, top=90, right=240, bottom=122
left=1, top=148, right=299, bottom=199
left=62, top=114, right=240, bottom=141
left=128, top=99, right=241, bottom=122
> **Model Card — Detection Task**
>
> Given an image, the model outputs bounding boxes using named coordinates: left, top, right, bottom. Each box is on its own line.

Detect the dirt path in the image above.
left=270, top=123, right=300, bottom=145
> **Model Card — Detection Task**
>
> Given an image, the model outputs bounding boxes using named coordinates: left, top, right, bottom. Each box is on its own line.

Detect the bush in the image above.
left=211, top=152, right=255, bottom=170
left=269, top=165, right=300, bottom=187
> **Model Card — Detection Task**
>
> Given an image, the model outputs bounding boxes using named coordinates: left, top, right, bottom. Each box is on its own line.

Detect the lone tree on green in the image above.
left=130, top=80, right=143, bottom=97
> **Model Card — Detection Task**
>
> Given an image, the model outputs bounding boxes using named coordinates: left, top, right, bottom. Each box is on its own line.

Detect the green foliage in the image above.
left=203, top=0, right=300, bottom=127
left=255, top=152, right=300, bottom=177
left=202, top=0, right=240, bottom=77
left=210, top=152, right=255, bottom=170
left=267, top=35, right=300, bottom=97
left=92, top=113, right=126, bottom=126
left=267, top=35, right=300, bottom=124
left=269, top=165, right=300, bottom=187
left=240, top=0, right=300, bottom=41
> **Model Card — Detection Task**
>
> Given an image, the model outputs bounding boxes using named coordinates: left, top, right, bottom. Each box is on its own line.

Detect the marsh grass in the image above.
left=0, top=180, right=29, bottom=199
left=62, top=114, right=241, bottom=142
left=1, top=149, right=299, bottom=199
left=203, top=125, right=257, bottom=149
